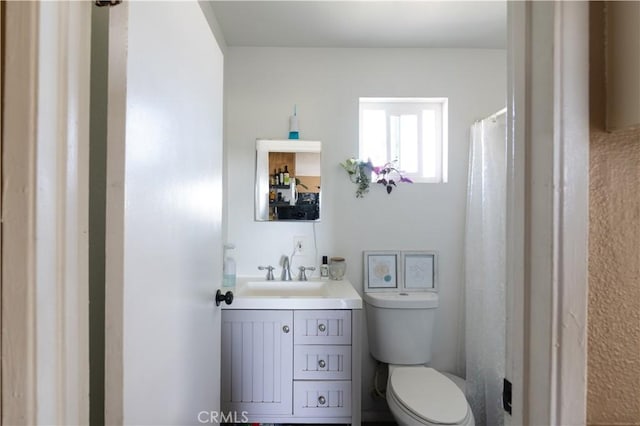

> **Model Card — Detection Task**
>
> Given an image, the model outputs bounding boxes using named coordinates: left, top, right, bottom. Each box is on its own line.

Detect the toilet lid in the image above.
left=389, top=367, right=468, bottom=425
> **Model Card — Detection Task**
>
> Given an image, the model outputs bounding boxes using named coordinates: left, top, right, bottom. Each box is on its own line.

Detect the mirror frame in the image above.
left=255, top=139, right=322, bottom=221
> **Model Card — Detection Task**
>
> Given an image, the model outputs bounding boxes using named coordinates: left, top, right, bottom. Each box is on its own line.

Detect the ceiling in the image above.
left=209, top=1, right=507, bottom=49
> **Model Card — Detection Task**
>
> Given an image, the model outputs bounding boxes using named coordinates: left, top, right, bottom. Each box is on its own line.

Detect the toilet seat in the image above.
left=388, top=367, right=469, bottom=425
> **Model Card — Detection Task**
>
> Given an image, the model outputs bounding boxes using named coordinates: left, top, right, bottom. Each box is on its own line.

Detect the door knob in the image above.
left=215, top=289, right=234, bottom=306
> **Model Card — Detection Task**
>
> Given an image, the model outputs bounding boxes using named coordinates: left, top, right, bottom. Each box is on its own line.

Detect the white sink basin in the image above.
left=226, top=277, right=362, bottom=310
left=236, top=280, right=330, bottom=297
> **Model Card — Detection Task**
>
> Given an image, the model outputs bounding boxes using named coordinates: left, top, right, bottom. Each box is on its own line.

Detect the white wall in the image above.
left=224, top=47, right=506, bottom=415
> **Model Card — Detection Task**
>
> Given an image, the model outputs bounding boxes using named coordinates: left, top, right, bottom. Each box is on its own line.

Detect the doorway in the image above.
left=1, top=2, right=589, bottom=425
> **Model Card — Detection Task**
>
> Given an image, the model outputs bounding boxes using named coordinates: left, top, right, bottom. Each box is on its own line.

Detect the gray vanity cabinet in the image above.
left=221, top=309, right=358, bottom=424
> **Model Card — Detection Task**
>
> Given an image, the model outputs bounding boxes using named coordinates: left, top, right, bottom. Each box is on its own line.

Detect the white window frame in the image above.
left=359, top=97, right=448, bottom=183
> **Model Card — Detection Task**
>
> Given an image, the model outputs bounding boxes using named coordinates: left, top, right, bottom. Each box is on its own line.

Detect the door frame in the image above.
left=3, top=3, right=40, bottom=422
left=1, top=2, right=91, bottom=424
left=1, top=2, right=589, bottom=425
left=506, top=2, right=589, bottom=425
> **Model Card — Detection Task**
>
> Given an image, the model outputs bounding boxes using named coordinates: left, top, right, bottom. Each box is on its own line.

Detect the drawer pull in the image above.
left=318, top=395, right=326, bottom=405
left=318, top=324, right=326, bottom=332
left=318, top=359, right=326, bottom=368
left=283, top=325, right=290, bottom=333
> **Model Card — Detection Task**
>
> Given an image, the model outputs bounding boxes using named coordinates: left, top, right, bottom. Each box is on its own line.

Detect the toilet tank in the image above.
left=364, top=292, right=438, bottom=365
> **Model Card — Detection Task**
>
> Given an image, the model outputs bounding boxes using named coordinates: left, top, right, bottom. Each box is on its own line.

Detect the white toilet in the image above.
left=364, top=291, right=475, bottom=426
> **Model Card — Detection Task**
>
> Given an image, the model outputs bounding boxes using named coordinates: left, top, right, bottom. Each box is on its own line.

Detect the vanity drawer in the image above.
left=294, top=345, right=351, bottom=380
left=293, top=380, right=351, bottom=418
left=294, top=310, right=351, bottom=345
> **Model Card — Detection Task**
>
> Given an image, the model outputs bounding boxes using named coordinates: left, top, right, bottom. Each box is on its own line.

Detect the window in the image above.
left=359, top=97, right=448, bottom=183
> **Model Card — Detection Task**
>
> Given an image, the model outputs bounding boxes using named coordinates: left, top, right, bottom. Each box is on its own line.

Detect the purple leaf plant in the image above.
left=340, top=158, right=412, bottom=198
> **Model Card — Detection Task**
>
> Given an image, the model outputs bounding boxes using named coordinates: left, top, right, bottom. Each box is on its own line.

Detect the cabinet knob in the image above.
left=318, top=323, right=326, bottom=332
left=282, top=325, right=290, bottom=333
left=318, top=359, right=326, bottom=368
left=318, top=395, right=326, bottom=405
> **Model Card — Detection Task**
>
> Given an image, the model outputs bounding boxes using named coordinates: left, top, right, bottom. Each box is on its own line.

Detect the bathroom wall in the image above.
left=588, top=3, right=640, bottom=424
left=224, top=47, right=506, bottom=415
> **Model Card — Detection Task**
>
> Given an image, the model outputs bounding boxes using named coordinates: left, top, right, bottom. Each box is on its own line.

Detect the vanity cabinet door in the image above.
left=221, top=310, right=293, bottom=415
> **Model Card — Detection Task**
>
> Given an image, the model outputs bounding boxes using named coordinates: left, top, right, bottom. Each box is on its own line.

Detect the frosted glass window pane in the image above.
left=422, top=110, right=437, bottom=178
left=390, top=116, right=400, bottom=164
left=400, top=115, right=418, bottom=173
left=362, top=110, right=387, bottom=166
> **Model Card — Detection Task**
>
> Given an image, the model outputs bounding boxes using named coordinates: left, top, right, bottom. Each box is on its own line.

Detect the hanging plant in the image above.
left=340, top=158, right=412, bottom=198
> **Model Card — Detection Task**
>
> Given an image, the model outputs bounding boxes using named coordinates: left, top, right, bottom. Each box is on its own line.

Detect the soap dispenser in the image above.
left=223, top=243, right=236, bottom=288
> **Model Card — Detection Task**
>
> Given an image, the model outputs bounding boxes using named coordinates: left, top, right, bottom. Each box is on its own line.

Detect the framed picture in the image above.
left=364, top=251, right=400, bottom=291
left=402, top=251, right=437, bottom=291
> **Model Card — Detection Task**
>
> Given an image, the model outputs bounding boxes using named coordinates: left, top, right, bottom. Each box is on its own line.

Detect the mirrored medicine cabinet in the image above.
left=255, top=139, right=321, bottom=222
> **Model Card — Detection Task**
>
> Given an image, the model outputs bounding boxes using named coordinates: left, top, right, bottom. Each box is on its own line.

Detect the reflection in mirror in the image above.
left=255, top=139, right=321, bottom=221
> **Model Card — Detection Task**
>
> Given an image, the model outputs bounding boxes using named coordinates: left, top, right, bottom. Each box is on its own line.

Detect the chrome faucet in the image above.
left=281, top=256, right=292, bottom=281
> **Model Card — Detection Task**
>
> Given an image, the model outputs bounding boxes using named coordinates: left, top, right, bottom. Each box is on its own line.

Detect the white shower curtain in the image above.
left=465, top=110, right=506, bottom=426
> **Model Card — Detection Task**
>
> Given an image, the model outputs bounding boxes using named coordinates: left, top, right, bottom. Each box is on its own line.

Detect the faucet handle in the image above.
left=298, top=266, right=316, bottom=281
left=258, top=265, right=275, bottom=281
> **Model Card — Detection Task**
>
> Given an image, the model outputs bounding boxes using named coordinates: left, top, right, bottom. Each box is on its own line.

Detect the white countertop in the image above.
left=223, top=276, right=363, bottom=310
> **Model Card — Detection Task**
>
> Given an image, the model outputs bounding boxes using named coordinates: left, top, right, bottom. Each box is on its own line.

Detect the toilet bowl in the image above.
left=386, top=366, right=474, bottom=426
